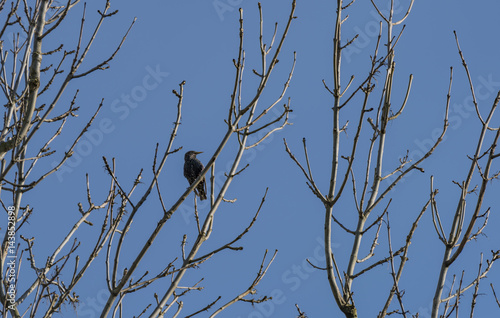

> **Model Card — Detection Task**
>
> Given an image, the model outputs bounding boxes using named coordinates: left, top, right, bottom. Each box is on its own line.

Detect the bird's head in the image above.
left=185, top=150, right=203, bottom=161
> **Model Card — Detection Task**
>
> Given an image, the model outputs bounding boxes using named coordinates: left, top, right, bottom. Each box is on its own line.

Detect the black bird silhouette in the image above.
left=184, top=151, right=207, bottom=200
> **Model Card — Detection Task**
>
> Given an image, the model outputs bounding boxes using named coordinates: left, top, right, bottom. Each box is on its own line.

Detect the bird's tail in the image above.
left=197, top=183, right=207, bottom=201
left=200, top=192, right=207, bottom=200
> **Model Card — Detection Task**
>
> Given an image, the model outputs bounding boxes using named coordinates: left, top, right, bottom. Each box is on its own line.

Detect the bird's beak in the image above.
left=194, top=151, right=203, bottom=155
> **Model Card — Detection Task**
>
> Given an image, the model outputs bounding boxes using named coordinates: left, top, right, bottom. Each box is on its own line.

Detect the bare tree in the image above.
left=0, top=1, right=134, bottom=317
left=2, top=1, right=498, bottom=317
left=285, top=1, right=499, bottom=317
left=429, top=32, right=500, bottom=318
left=0, top=0, right=297, bottom=317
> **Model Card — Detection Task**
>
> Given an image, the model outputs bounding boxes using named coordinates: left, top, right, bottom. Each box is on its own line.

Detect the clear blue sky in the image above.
left=13, top=1, right=500, bottom=316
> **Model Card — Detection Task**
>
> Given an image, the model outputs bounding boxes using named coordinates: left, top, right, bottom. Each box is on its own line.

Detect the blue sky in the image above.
left=7, top=0, right=500, bottom=317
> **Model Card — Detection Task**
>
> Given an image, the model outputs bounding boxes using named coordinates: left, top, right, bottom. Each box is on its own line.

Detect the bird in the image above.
left=184, top=151, right=207, bottom=200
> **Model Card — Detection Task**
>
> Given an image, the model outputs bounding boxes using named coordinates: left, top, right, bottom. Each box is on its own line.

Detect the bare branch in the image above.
left=491, top=284, right=500, bottom=309
left=283, top=138, right=327, bottom=203
left=209, top=250, right=278, bottom=317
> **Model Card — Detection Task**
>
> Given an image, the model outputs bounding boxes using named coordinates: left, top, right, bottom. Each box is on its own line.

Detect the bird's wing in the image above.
left=194, top=159, right=204, bottom=174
